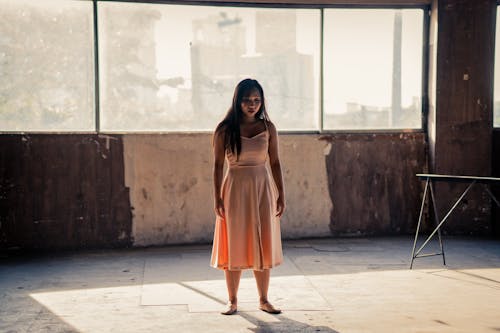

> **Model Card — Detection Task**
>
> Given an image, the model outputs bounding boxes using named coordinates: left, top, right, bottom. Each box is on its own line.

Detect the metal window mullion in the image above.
left=320, top=8, right=325, bottom=132
left=493, top=5, right=499, bottom=129
left=93, top=0, right=101, bottom=133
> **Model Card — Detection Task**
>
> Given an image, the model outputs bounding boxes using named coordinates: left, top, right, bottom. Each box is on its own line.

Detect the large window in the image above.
left=323, top=9, right=424, bottom=130
left=0, top=0, right=95, bottom=131
left=98, top=3, right=320, bottom=131
left=0, top=1, right=426, bottom=132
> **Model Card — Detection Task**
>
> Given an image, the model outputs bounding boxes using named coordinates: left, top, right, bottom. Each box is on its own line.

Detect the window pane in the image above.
left=98, top=3, right=320, bottom=131
left=494, top=7, right=500, bottom=127
left=323, top=9, right=423, bottom=130
left=0, top=0, right=95, bottom=132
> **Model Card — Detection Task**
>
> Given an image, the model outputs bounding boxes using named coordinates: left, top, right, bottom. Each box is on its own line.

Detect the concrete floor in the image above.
left=0, top=236, right=499, bottom=333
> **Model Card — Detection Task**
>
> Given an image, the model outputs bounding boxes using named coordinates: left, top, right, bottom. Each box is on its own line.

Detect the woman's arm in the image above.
left=213, top=128, right=226, bottom=219
left=267, top=122, right=286, bottom=218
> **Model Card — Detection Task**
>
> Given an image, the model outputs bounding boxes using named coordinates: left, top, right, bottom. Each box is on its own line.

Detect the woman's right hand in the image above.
left=214, top=197, right=225, bottom=219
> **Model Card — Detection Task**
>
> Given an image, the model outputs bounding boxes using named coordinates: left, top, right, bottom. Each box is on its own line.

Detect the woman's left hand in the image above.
left=276, top=196, right=285, bottom=218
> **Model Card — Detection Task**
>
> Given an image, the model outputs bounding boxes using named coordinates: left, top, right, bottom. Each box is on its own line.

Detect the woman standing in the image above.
left=210, top=79, right=285, bottom=315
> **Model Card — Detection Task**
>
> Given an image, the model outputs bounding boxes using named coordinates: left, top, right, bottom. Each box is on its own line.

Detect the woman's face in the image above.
left=240, top=90, right=262, bottom=119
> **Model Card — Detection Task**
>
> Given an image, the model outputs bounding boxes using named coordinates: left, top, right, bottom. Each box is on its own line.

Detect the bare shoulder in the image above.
left=214, top=124, right=226, bottom=137
left=213, top=124, right=227, bottom=147
left=266, top=120, right=278, bottom=136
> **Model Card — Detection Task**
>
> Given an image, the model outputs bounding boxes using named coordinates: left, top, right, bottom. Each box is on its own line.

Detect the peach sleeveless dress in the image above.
left=210, top=128, right=283, bottom=271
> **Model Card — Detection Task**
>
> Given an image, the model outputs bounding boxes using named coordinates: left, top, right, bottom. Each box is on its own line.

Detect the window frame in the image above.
left=493, top=4, right=500, bottom=129
left=0, top=0, right=97, bottom=134
left=0, top=0, right=430, bottom=134
left=319, top=5, right=429, bottom=134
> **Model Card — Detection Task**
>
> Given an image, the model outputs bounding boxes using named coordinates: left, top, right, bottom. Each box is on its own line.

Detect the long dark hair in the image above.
left=215, top=78, right=270, bottom=157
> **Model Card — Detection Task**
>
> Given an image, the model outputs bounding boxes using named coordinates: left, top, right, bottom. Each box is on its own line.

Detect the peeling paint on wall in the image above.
left=123, top=133, right=428, bottom=245
left=279, top=135, right=332, bottom=239
left=0, top=135, right=132, bottom=251
left=123, top=134, right=214, bottom=246
left=123, top=134, right=335, bottom=246
left=321, top=133, right=427, bottom=236
left=432, top=0, right=495, bottom=236
left=492, top=130, right=500, bottom=238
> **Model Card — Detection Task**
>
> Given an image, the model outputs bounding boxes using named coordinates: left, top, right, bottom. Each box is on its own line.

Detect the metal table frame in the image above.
left=410, top=173, right=500, bottom=269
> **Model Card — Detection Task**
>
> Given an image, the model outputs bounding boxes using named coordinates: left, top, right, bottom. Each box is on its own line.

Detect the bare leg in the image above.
left=222, top=269, right=241, bottom=315
left=253, top=269, right=281, bottom=314
left=253, top=269, right=270, bottom=303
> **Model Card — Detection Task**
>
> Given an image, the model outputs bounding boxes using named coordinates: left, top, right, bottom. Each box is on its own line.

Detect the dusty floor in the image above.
left=0, top=236, right=499, bottom=333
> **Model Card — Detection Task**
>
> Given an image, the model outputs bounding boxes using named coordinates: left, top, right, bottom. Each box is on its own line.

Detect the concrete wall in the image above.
left=322, top=133, right=427, bottom=236
left=123, top=134, right=334, bottom=246
left=430, top=0, right=496, bottom=235
left=493, top=130, right=500, bottom=237
left=0, top=132, right=426, bottom=250
left=122, top=133, right=427, bottom=245
left=0, top=135, right=132, bottom=250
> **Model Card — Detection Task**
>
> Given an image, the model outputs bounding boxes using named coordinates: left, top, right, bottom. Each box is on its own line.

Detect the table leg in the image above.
left=414, top=180, right=476, bottom=260
left=485, top=186, right=500, bottom=208
left=410, top=177, right=429, bottom=269
left=429, top=181, right=446, bottom=265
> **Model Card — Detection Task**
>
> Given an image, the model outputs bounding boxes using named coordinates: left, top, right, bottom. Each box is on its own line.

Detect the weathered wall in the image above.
left=0, top=132, right=426, bottom=250
left=322, top=133, right=427, bottom=236
left=0, top=135, right=132, bottom=250
left=123, top=133, right=425, bottom=245
left=123, top=134, right=214, bottom=246
left=123, top=134, right=333, bottom=246
left=493, top=130, right=500, bottom=237
left=278, top=135, right=333, bottom=238
left=430, top=0, right=496, bottom=235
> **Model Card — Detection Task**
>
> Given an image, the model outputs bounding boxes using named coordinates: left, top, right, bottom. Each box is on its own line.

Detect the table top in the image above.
left=416, top=173, right=500, bottom=183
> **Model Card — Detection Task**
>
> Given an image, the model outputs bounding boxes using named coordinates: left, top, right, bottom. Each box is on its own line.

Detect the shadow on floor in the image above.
left=240, top=311, right=340, bottom=333
left=179, top=281, right=340, bottom=333
left=1, top=237, right=499, bottom=333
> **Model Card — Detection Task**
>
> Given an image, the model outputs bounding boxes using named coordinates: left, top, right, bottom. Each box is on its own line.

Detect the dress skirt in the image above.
left=210, top=164, right=283, bottom=271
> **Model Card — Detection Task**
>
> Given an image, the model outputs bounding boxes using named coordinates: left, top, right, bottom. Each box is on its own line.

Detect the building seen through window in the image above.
left=0, top=1, right=427, bottom=132
left=98, top=3, right=320, bottom=131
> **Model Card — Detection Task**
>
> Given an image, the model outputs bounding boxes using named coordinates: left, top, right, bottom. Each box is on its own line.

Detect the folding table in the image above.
left=410, top=173, right=500, bottom=269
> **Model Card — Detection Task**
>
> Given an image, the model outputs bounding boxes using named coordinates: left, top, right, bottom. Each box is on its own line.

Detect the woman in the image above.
left=210, top=78, right=285, bottom=315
